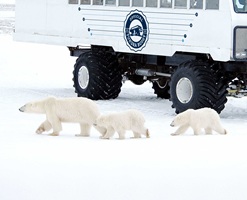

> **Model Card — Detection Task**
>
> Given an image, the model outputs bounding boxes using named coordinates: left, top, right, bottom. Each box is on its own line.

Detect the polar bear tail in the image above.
left=146, top=129, right=150, bottom=138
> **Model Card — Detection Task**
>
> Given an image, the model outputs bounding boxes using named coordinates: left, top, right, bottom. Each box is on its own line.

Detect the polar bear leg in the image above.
left=205, top=127, right=213, bottom=135
left=36, top=120, right=52, bottom=134
left=192, top=126, right=202, bottom=135
left=132, top=126, right=147, bottom=138
left=171, top=124, right=189, bottom=136
left=117, top=130, right=126, bottom=140
left=213, top=125, right=227, bottom=135
left=101, top=126, right=115, bottom=139
left=132, top=131, right=141, bottom=138
left=132, top=129, right=150, bottom=138
left=49, top=120, right=62, bottom=136
left=75, top=123, right=91, bottom=137
left=46, top=112, right=62, bottom=136
left=93, top=124, right=107, bottom=136
left=134, top=126, right=147, bottom=138
left=140, top=127, right=150, bottom=138
left=132, top=127, right=141, bottom=138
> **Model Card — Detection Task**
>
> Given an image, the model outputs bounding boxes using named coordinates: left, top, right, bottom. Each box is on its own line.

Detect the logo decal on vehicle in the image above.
left=124, top=10, right=149, bottom=52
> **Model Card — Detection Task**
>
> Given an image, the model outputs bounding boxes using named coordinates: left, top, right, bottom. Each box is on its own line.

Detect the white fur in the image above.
left=170, top=108, right=227, bottom=136
left=95, top=109, right=150, bottom=139
left=19, top=97, right=106, bottom=136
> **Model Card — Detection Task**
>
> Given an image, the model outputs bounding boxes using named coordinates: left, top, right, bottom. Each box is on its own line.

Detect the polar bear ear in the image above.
left=95, top=117, right=100, bottom=125
left=99, top=116, right=108, bottom=125
left=175, top=114, right=185, bottom=124
left=25, top=102, right=33, bottom=107
left=101, top=117, right=106, bottom=123
left=176, top=115, right=182, bottom=121
left=96, top=116, right=103, bottom=125
left=31, top=103, right=38, bottom=109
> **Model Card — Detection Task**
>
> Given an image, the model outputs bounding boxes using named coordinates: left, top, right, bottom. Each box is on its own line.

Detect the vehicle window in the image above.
left=119, top=0, right=130, bottom=6
left=93, top=0, right=103, bottom=4
left=133, top=0, right=144, bottom=6
left=80, top=0, right=91, bottom=4
left=160, top=0, right=172, bottom=7
left=233, top=0, right=247, bottom=12
left=146, top=0, right=158, bottom=7
left=175, top=0, right=187, bottom=8
left=206, top=0, right=219, bottom=9
left=190, top=0, right=203, bottom=9
left=69, top=0, right=79, bottom=4
left=105, top=0, right=116, bottom=5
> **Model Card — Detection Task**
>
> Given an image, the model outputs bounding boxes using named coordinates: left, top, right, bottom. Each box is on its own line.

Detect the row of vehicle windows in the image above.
left=69, top=0, right=219, bottom=9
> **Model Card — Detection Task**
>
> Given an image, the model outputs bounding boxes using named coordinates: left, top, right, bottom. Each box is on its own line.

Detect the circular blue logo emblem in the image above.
left=124, top=10, right=149, bottom=52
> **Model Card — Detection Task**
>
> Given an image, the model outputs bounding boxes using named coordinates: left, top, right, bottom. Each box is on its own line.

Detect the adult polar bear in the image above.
left=95, top=109, right=150, bottom=139
left=170, top=108, right=227, bottom=136
left=19, top=97, right=106, bottom=136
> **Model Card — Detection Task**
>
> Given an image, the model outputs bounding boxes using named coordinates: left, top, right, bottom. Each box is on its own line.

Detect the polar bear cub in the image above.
left=170, top=108, right=227, bottom=136
left=19, top=96, right=106, bottom=136
left=95, top=109, right=150, bottom=139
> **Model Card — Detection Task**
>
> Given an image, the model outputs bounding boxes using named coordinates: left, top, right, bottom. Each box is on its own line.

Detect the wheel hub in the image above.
left=78, top=66, right=89, bottom=89
left=176, top=77, right=193, bottom=103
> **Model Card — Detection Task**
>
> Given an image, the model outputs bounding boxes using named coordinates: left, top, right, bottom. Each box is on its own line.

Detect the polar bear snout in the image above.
left=95, top=116, right=104, bottom=127
left=170, top=121, right=175, bottom=127
left=19, top=105, right=26, bottom=112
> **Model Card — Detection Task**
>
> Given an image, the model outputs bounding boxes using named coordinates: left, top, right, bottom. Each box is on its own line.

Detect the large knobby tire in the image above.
left=73, top=51, right=122, bottom=100
left=169, top=61, right=227, bottom=114
left=152, top=78, right=170, bottom=99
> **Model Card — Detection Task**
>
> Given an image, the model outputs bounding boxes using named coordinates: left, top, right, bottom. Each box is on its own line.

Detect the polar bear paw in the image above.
left=146, top=129, right=150, bottom=138
left=75, top=134, right=90, bottom=137
left=49, top=132, right=59, bottom=136
left=100, top=136, right=110, bottom=139
left=36, top=127, right=45, bottom=134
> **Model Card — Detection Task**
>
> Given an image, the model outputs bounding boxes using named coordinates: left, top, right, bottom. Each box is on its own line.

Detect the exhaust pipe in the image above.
left=135, top=69, right=171, bottom=77
left=135, top=69, right=155, bottom=76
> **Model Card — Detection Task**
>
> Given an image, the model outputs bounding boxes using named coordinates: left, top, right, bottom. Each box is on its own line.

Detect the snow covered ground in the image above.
left=1, top=6, right=247, bottom=200
left=0, top=4, right=14, bottom=34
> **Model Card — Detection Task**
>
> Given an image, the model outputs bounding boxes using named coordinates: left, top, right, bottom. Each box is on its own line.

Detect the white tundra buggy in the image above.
left=14, top=0, right=247, bottom=113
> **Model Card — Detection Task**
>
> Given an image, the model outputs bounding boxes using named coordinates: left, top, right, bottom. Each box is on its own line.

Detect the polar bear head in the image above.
left=95, top=115, right=108, bottom=127
left=19, top=100, right=46, bottom=114
left=170, top=109, right=192, bottom=127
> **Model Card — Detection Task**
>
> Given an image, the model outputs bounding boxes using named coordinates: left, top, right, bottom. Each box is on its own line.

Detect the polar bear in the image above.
left=95, top=109, right=150, bottom=139
left=19, top=96, right=106, bottom=136
left=170, top=108, right=227, bottom=136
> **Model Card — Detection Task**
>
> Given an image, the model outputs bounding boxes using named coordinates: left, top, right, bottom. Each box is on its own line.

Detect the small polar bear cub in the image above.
left=19, top=96, right=105, bottom=136
left=95, top=109, right=150, bottom=139
left=170, top=108, right=227, bottom=136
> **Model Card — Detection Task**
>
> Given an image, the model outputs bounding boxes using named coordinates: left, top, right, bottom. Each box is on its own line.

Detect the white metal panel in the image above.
left=13, top=0, right=247, bottom=61
left=80, top=5, right=232, bottom=61
left=14, top=0, right=85, bottom=46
